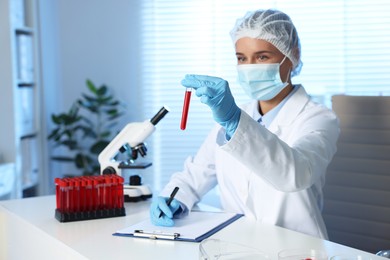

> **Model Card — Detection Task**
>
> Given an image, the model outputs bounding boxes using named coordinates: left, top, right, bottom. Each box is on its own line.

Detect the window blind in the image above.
left=139, top=0, right=390, bottom=192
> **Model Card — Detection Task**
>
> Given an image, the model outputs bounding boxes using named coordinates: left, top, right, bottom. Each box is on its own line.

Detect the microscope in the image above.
left=98, top=106, right=169, bottom=202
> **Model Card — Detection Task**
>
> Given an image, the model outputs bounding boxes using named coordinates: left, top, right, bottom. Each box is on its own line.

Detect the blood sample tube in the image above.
left=111, top=176, right=117, bottom=209
left=74, top=178, right=80, bottom=213
left=86, top=177, right=93, bottom=211
left=180, top=88, right=192, bottom=130
left=60, top=179, right=67, bottom=212
left=109, top=175, right=115, bottom=209
left=104, top=175, right=112, bottom=209
left=98, top=177, right=104, bottom=210
left=68, top=178, right=74, bottom=213
left=92, top=178, right=97, bottom=211
left=118, top=175, right=124, bottom=207
left=55, top=178, right=60, bottom=210
left=80, top=178, right=86, bottom=212
left=64, top=178, right=70, bottom=214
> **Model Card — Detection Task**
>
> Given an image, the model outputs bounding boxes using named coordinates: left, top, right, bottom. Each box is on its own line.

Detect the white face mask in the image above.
left=237, top=57, right=289, bottom=101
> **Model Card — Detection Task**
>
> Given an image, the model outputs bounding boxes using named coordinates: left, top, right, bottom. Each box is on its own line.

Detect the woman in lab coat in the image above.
left=150, top=9, right=339, bottom=239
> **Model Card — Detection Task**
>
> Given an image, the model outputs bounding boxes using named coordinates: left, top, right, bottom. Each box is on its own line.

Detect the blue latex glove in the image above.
left=181, top=74, right=241, bottom=139
left=150, top=196, right=181, bottom=227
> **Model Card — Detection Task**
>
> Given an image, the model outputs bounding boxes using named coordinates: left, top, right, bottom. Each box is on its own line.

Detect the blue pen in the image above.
left=159, top=187, right=179, bottom=218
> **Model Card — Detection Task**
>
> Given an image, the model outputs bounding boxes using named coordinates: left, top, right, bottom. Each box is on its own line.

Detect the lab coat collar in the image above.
left=268, top=85, right=309, bottom=132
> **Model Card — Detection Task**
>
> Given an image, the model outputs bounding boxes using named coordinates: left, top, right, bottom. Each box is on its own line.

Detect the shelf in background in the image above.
left=18, top=81, right=35, bottom=87
left=15, top=26, right=34, bottom=35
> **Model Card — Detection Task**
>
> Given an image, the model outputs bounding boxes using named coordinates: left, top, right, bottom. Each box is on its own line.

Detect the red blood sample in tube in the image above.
left=74, top=178, right=80, bottom=213
left=91, top=177, right=96, bottom=210
left=180, top=88, right=192, bottom=130
left=86, top=178, right=93, bottom=211
left=68, top=179, right=74, bottom=213
left=55, top=178, right=60, bottom=210
left=105, top=175, right=112, bottom=209
left=109, top=175, right=115, bottom=209
left=61, top=180, right=67, bottom=212
left=112, top=176, right=118, bottom=208
left=64, top=178, right=70, bottom=213
left=118, top=176, right=124, bottom=207
left=57, top=178, right=66, bottom=212
left=80, top=178, right=86, bottom=212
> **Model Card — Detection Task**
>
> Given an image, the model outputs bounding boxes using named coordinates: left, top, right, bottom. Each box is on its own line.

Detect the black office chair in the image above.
left=323, top=95, right=390, bottom=254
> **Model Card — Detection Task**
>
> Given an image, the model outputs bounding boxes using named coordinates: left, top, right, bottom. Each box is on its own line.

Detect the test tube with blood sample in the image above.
left=180, top=88, right=192, bottom=130
left=55, top=178, right=60, bottom=210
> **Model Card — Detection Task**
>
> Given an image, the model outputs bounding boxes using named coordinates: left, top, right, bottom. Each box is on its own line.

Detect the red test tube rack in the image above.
left=54, top=174, right=125, bottom=222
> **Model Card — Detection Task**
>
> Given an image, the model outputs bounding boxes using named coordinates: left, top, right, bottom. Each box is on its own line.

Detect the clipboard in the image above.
left=113, top=211, right=243, bottom=242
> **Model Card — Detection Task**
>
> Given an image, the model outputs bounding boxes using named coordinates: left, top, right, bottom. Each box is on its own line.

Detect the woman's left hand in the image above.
left=181, top=74, right=241, bottom=138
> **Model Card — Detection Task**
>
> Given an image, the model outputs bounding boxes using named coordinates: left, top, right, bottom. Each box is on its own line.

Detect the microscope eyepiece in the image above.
left=150, top=106, right=169, bottom=125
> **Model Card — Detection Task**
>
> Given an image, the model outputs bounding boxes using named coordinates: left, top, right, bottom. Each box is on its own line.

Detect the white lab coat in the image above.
left=161, top=85, right=340, bottom=239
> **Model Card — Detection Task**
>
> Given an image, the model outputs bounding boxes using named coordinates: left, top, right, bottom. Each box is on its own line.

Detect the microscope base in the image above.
left=123, top=184, right=153, bottom=202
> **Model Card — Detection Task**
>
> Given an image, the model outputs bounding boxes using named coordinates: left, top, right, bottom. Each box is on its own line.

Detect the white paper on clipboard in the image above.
left=114, top=211, right=243, bottom=242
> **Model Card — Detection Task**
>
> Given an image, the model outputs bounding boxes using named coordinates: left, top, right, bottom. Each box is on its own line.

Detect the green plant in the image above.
left=48, top=79, right=125, bottom=176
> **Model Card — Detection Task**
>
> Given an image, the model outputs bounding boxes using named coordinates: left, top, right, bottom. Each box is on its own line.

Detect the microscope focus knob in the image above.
left=133, top=143, right=147, bottom=157
left=139, top=146, right=147, bottom=157
left=102, top=166, right=117, bottom=175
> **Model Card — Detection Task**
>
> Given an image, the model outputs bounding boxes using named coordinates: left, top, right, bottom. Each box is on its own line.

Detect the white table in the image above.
left=0, top=196, right=382, bottom=260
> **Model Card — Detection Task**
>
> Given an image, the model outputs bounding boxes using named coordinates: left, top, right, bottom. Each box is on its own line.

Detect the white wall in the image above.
left=38, top=0, right=143, bottom=191
left=56, top=0, right=142, bottom=120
